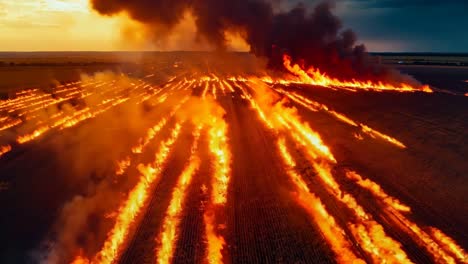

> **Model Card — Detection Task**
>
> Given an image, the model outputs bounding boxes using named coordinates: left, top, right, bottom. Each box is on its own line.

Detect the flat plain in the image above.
left=0, top=52, right=466, bottom=264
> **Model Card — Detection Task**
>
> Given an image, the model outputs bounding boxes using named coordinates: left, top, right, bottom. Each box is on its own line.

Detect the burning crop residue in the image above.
left=0, top=1, right=466, bottom=264
left=282, top=54, right=432, bottom=93
left=0, top=68, right=464, bottom=264
left=156, top=127, right=202, bottom=264
left=88, top=0, right=433, bottom=93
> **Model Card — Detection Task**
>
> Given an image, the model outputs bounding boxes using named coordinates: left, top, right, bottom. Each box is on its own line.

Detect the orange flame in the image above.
left=276, top=89, right=406, bottom=148
left=115, top=156, right=131, bottom=176
left=353, top=133, right=364, bottom=140
left=61, top=98, right=129, bottom=129
left=296, top=191, right=365, bottom=264
left=217, top=80, right=226, bottom=95
left=0, top=118, right=22, bottom=132
left=70, top=250, right=90, bottom=264
left=283, top=54, right=432, bottom=93
left=237, top=83, right=274, bottom=129
left=392, top=209, right=457, bottom=264
left=16, top=93, right=131, bottom=145
left=329, top=110, right=359, bottom=127
left=132, top=96, right=189, bottom=154
left=429, top=227, right=467, bottom=262
left=156, top=127, right=202, bottom=264
left=17, top=125, right=50, bottom=144
left=349, top=223, right=412, bottom=263
left=360, top=124, right=406, bottom=149
left=240, top=80, right=335, bottom=162
left=203, top=115, right=231, bottom=263
left=204, top=211, right=226, bottom=264
left=345, top=171, right=410, bottom=212
left=281, top=116, right=336, bottom=162
left=277, top=138, right=364, bottom=264
left=0, top=145, right=11, bottom=158
left=208, top=119, right=231, bottom=205
left=313, top=163, right=411, bottom=263
left=212, top=84, right=217, bottom=99
left=86, top=123, right=183, bottom=264
left=345, top=171, right=465, bottom=263
left=222, top=80, right=235, bottom=93
left=262, top=79, right=411, bottom=263
left=202, top=81, right=210, bottom=99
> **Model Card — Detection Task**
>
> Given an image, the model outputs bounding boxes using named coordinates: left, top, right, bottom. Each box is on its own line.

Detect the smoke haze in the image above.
left=89, top=0, right=418, bottom=84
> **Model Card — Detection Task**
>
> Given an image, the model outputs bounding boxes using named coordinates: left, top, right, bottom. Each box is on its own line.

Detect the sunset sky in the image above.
left=0, top=0, right=467, bottom=52
left=0, top=0, right=128, bottom=51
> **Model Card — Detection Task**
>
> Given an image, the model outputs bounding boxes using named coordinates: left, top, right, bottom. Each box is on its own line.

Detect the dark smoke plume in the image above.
left=90, top=0, right=412, bottom=84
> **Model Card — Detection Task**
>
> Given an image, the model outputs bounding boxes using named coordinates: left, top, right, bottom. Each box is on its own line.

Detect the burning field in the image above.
left=0, top=54, right=466, bottom=263
left=0, top=1, right=467, bottom=264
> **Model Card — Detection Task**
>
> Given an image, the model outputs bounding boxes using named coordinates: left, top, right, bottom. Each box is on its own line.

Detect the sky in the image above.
left=0, top=0, right=130, bottom=51
left=332, top=0, right=468, bottom=52
left=0, top=0, right=467, bottom=52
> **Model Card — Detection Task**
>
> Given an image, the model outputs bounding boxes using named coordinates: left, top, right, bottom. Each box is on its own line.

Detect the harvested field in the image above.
left=0, top=53, right=466, bottom=264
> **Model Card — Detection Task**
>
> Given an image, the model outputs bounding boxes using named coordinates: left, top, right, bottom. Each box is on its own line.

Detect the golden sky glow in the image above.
left=0, top=0, right=131, bottom=51
left=0, top=0, right=250, bottom=51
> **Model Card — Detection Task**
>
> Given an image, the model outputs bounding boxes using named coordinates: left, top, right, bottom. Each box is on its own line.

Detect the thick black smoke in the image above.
left=90, top=0, right=412, bottom=84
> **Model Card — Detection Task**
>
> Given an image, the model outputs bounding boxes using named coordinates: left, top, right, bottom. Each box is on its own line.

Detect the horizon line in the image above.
left=0, top=51, right=468, bottom=54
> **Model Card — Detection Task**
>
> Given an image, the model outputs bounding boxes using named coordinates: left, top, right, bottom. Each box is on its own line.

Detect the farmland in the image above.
left=0, top=52, right=466, bottom=264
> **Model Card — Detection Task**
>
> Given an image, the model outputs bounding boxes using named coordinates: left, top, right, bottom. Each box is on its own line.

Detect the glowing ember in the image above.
left=222, top=80, right=235, bottom=92
left=0, top=145, right=12, bottom=158
left=70, top=251, right=90, bottom=264
left=202, top=82, right=210, bottom=100
left=115, top=156, right=131, bottom=176
left=17, top=126, right=50, bottom=144
left=0, top=118, right=22, bottom=132
left=212, top=84, right=218, bottom=99
left=360, top=124, right=406, bottom=148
